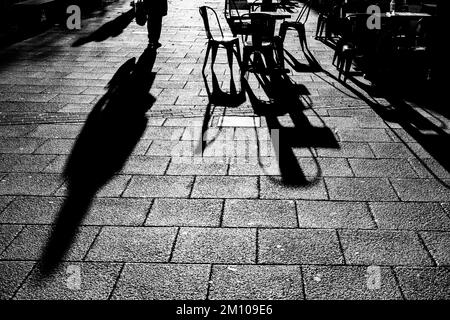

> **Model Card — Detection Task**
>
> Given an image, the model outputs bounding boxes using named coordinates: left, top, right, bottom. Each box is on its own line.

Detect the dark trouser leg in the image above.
left=147, top=13, right=163, bottom=44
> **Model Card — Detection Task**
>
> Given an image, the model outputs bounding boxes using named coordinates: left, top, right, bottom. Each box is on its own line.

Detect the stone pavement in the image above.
left=0, top=0, right=449, bottom=300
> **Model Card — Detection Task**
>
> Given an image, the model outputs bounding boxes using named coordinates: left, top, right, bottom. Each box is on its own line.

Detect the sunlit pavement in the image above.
left=0, top=0, right=449, bottom=300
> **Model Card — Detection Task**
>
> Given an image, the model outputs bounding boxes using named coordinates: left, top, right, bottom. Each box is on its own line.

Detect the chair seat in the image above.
left=282, top=21, right=305, bottom=27
left=244, top=40, right=273, bottom=47
left=213, top=35, right=239, bottom=44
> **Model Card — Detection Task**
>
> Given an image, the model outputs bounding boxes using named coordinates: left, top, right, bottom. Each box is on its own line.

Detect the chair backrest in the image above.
left=295, top=0, right=312, bottom=23
left=249, top=12, right=277, bottom=45
left=199, top=6, right=224, bottom=40
left=226, top=0, right=250, bottom=19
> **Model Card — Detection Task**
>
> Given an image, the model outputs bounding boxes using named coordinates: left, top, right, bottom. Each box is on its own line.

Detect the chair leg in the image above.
left=296, top=24, right=307, bottom=52
left=279, top=22, right=288, bottom=43
left=343, top=56, right=353, bottom=82
left=242, top=47, right=251, bottom=74
left=315, top=15, right=323, bottom=39
left=210, top=43, right=218, bottom=74
left=202, top=42, right=211, bottom=74
left=273, top=36, right=285, bottom=70
left=226, top=46, right=237, bottom=95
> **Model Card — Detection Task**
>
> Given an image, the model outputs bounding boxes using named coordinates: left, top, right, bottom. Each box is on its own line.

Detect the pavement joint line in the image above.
left=1, top=222, right=450, bottom=233
left=10, top=259, right=38, bottom=300
left=82, top=226, right=103, bottom=262
left=0, top=259, right=448, bottom=268
left=335, top=230, right=347, bottom=265
left=141, top=198, right=155, bottom=227
left=416, top=232, right=438, bottom=267
left=391, top=266, right=407, bottom=300
left=168, top=227, right=181, bottom=263
left=0, top=224, right=25, bottom=256
left=205, top=264, right=214, bottom=300
left=107, top=262, right=126, bottom=301
left=365, top=201, right=379, bottom=230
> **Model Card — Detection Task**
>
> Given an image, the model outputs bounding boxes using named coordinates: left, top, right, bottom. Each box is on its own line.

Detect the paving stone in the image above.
left=130, top=139, right=153, bottom=155
left=258, top=229, right=343, bottom=264
left=370, top=202, right=450, bottom=231
left=172, top=227, right=256, bottom=263
left=86, top=227, right=177, bottom=262
left=223, top=199, right=297, bottom=228
left=339, top=230, right=433, bottom=266
left=55, top=175, right=131, bottom=198
left=163, top=118, right=204, bottom=127
left=0, top=196, right=63, bottom=224
left=297, top=200, right=375, bottom=229
left=260, top=176, right=328, bottom=200
left=34, top=139, right=75, bottom=154
left=303, top=265, right=402, bottom=300
left=15, top=262, right=121, bottom=300
left=395, top=267, right=450, bottom=300
left=216, top=116, right=260, bottom=127
left=349, top=159, right=418, bottom=178
left=146, top=198, right=222, bottom=227
left=0, top=225, right=23, bottom=254
left=0, top=173, right=63, bottom=196
left=209, top=265, right=304, bottom=300
left=0, top=125, right=37, bottom=137
left=0, top=261, right=35, bottom=300
left=326, top=178, right=398, bottom=201
left=369, top=142, right=416, bottom=159
left=167, top=157, right=228, bottom=175
left=112, top=263, right=210, bottom=300
left=299, top=157, right=354, bottom=177
left=123, top=175, right=194, bottom=198
left=142, top=127, right=184, bottom=140
left=191, top=176, right=258, bottom=199
left=408, top=158, right=450, bottom=180
left=420, top=232, right=450, bottom=266
left=390, top=179, right=450, bottom=202
left=1, top=225, right=99, bottom=261
left=42, top=155, right=67, bottom=173
left=83, top=198, right=151, bottom=226
left=146, top=140, right=195, bottom=157
left=0, top=154, right=56, bottom=173
left=121, top=156, right=170, bottom=175
left=337, top=129, right=392, bottom=142
left=0, top=196, right=14, bottom=213
left=29, top=124, right=82, bottom=139
left=228, top=157, right=281, bottom=175
left=0, top=138, right=44, bottom=154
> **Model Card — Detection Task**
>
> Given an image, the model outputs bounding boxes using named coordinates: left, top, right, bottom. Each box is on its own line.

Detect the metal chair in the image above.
left=279, top=0, right=312, bottom=51
left=199, top=6, right=242, bottom=91
left=242, top=12, right=287, bottom=74
left=224, top=0, right=252, bottom=40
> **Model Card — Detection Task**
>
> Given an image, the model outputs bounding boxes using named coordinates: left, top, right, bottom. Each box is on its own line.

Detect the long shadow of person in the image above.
left=39, top=47, right=158, bottom=276
left=72, top=8, right=135, bottom=47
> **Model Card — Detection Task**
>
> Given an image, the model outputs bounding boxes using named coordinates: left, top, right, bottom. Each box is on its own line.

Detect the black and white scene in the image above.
left=0, top=0, right=448, bottom=304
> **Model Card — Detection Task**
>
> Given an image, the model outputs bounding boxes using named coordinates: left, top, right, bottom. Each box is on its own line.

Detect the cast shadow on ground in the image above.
left=198, top=46, right=340, bottom=186
left=38, top=47, right=157, bottom=276
left=315, top=65, right=450, bottom=188
left=72, top=8, right=135, bottom=47
left=195, top=58, right=246, bottom=156
left=242, top=63, right=339, bottom=186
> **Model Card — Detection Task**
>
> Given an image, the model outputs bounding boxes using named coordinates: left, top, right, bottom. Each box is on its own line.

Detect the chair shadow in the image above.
left=72, top=8, right=135, bottom=47
left=283, top=44, right=323, bottom=73
left=317, top=67, right=450, bottom=188
left=195, top=62, right=246, bottom=156
left=242, top=66, right=339, bottom=186
left=38, top=47, right=158, bottom=276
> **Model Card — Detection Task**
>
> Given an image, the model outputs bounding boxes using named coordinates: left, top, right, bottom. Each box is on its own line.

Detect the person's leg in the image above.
left=147, top=12, right=163, bottom=46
